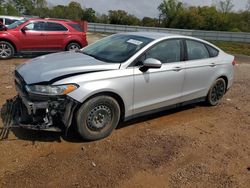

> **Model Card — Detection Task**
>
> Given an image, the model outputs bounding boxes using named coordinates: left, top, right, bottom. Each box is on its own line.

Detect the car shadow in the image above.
left=117, top=104, right=199, bottom=129
left=0, top=97, right=205, bottom=143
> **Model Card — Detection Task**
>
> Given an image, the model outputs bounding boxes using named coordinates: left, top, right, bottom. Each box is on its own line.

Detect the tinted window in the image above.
left=45, top=22, right=68, bottom=31
left=206, top=45, right=219, bottom=57
left=5, top=18, right=18, bottom=25
left=69, top=23, right=83, bottom=32
left=145, top=39, right=182, bottom=63
left=0, top=18, right=3, bottom=23
left=186, top=40, right=209, bottom=60
left=25, top=22, right=45, bottom=31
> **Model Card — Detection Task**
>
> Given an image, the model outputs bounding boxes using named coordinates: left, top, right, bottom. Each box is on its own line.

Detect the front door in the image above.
left=18, top=21, right=46, bottom=50
left=133, top=39, right=185, bottom=115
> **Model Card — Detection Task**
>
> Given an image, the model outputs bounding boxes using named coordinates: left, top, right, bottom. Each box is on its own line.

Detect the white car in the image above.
left=0, top=15, right=24, bottom=26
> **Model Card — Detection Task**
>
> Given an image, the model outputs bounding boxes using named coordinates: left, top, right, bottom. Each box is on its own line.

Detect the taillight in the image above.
left=232, top=58, right=237, bottom=66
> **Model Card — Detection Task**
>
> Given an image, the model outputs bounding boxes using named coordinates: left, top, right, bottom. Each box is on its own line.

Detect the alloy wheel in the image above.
left=0, top=43, right=12, bottom=58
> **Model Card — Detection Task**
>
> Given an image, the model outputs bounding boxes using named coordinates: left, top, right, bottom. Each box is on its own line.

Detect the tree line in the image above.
left=0, top=0, right=249, bottom=32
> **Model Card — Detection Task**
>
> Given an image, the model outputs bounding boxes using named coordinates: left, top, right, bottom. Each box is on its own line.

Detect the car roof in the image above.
left=44, top=18, right=72, bottom=22
left=123, top=32, right=183, bottom=40
left=25, top=18, right=77, bottom=24
left=0, top=15, right=24, bottom=19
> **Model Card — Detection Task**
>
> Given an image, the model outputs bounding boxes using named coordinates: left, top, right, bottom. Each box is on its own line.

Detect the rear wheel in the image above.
left=207, top=78, right=226, bottom=106
left=76, top=96, right=120, bottom=141
left=0, top=41, right=14, bottom=59
left=66, top=42, right=81, bottom=51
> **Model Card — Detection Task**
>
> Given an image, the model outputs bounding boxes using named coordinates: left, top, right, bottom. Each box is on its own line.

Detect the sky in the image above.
left=47, top=0, right=248, bottom=18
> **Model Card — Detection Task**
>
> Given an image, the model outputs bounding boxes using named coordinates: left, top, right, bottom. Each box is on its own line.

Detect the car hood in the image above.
left=16, top=51, right=121, bottom=84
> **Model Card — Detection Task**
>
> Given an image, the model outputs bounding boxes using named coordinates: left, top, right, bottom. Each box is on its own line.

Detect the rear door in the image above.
left=44, top=22, right=68, bottom=50
left=181, top=39, right=220, bottom=102
left=133, top=39, right=185, bottom=114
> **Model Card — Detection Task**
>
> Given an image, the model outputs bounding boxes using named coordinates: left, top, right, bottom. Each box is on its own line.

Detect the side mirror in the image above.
left=21, top=26, right=28, bottom=33
left=139, top=58, right=162, bottom=72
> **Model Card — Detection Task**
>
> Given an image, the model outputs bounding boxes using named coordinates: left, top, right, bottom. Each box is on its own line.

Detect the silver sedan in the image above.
left=12, top=32, right=235, bottom=140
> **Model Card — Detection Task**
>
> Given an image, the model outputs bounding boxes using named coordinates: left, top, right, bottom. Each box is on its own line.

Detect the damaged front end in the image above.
left=2, top=71, right=79, bottom=134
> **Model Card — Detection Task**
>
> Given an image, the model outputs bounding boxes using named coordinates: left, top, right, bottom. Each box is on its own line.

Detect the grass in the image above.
left=210, top=41, right=250, bottom=56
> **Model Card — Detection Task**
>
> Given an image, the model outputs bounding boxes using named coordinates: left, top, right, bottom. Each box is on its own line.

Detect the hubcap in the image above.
left=87, top=105, right=112, bottom=131
left=211, top=80, right=225, bottom=103
left=0, top=43, right=12, bottom=58
left=68, top=44, right=80, bottom=51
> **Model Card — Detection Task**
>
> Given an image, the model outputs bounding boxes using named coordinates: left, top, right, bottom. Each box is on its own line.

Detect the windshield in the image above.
left=7, top=19, right=27, bottom=29
left=81, top=34, right=153, bottom=63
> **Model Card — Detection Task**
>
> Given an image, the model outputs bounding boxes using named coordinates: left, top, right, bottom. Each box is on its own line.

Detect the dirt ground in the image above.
left=0, top=33, right=249, bottom=188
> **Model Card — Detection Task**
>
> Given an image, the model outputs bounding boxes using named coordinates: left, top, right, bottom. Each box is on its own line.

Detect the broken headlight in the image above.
left=25, top=84, right=79, bottom=96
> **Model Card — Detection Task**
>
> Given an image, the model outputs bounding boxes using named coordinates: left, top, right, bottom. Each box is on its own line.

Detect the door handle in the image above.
left=172, top=67, right=182, bottom=72
left=210, top=63, right=216, bottom=67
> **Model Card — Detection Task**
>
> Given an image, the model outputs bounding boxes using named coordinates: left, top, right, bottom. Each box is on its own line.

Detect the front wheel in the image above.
left=76, top=96, right=120, bottom=141
left=207, top=78, right=226, bottom=106
left=0, top=41, right=14, bottom=59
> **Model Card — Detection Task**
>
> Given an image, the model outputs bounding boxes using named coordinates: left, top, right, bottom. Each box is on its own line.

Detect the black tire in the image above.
left=76, top=96, right=120, bottom=141
left=66, top=42, right=81, bottom=51
left=207, top=78, right=226, bottom=106
left=0, top=41, right=14, bottom=59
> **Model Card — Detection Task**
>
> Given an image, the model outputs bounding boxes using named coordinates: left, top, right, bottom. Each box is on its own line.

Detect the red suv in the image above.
left=0, top=18, right=88, bottom=59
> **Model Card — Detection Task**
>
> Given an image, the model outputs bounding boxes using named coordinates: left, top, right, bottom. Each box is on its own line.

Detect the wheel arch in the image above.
left=206, top=75, right=229, bottom=97
left=79, top=91, right=126, bottom=122
left=217, top=75, right=228, bottom=89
